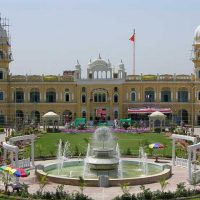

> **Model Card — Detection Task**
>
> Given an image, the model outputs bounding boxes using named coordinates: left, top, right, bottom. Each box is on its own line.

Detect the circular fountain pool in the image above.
left=36, top=159, right=171, bottom=186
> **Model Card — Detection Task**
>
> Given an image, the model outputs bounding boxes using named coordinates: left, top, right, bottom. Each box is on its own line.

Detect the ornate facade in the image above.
left=0, top=19, right=200, bottom=127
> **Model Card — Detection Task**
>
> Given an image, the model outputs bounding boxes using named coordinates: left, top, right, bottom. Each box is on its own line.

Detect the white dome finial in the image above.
left=194, top=25, right=200, bottom=44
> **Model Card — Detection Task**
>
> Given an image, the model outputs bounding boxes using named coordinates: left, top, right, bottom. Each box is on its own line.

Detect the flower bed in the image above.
left=60, top=127, right=150, bottom=134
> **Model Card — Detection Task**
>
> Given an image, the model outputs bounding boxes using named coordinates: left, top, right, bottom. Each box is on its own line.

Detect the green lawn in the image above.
left=25, top=132, right=174, bottom=159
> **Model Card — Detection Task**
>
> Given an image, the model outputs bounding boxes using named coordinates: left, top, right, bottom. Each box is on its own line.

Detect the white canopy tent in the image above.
left=149, top=111, right=166, bottom=132
left=42, top=111, right=60, bottom=131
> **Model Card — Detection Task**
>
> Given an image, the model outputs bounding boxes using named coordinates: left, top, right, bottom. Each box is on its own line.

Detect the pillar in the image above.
left=15, top=151, right=19, bottom=184
left=31, top=138, right=35, bottom=167
left=188, top=149, right=192, bottom=182
left=193, top=149, right=196, bottom=171
left=172, top=139, right=176, bottom=166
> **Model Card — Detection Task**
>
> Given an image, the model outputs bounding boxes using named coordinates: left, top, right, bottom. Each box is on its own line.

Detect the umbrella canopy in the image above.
left=0, top=165, right=30, bottom=177
left=14, top=168, right=30, bottom=177
left=149, top=143, right=165, bottom=149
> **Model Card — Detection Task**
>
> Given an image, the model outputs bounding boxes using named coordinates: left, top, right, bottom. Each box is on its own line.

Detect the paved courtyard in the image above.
left=6, top=159, right=193, bottom=200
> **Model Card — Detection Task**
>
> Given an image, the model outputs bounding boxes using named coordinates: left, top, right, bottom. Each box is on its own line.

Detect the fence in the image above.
left=175, top=156, right=188, bottom=168
left=12, top=157, right=31, bottom=168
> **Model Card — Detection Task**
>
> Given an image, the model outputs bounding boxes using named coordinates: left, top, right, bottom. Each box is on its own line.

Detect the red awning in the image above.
left=128, top=108, right=172, bottom=114
left=96, top=108, right=106, bottom=116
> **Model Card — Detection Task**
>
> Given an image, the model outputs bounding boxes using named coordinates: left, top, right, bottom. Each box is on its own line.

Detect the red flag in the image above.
left=129, top=34, right=135, bottom=42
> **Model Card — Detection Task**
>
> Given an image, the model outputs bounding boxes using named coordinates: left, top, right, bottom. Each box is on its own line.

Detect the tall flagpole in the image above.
left=129, top=29, right=136, bottom=75
left=133, top=29, right=135, bottom=75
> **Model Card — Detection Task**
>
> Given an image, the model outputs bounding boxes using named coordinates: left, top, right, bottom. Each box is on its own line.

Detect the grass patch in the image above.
left=29, top=132, right=173, bottom=158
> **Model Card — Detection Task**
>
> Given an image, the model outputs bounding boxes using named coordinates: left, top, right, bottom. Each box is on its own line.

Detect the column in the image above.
left=188, top=149, right=192, bottom=182
left=193, top=149, right=197, bottom=171
left=15, top=151, right=19, bottom=184
left=172, top=139, right=176, bottom=166
left=31, top=138, right=35, bottom=167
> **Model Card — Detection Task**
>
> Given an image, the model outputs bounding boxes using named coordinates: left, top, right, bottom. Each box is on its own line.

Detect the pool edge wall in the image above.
left=36, top=165, right=172, bottom=187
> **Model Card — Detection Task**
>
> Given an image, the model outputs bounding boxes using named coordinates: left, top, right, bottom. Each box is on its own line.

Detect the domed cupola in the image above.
left=87, top=54, right=112, bottom=80
left=192, top=25, right=200, bottom=80
left=194, top=25, right=200, bottom=44
left=74, top=60, right=81, bottom=80
left=75, top=59, right=81, bottom=70
left=118, top=59, right=125, bottom=70
left=88, top=54, right=108, bottom=69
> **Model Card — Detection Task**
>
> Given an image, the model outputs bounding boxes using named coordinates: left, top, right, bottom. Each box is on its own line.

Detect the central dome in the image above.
left=194, top=25, right=200, bottom=44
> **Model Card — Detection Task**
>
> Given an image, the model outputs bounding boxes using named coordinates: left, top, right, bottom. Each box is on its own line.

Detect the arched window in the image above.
left=114, top=111, right=118, bottom=119
left=82, top=111, right=86, bottom=118
left=30, top=89, right=40, bottom=103
left=0, top=71, right=3, bottom=79
left=178, top=88, right=188, bottom=102
left=65, top=93, right=70, bottom=102
left=102, top=93, right=106, bottom=102
left=82, top=87, right=86, bottom=92
left=198, top=91, right=200, bottom=100
left=82, top=94, right=86, bottom=103
left=0, top=91, right=3, bottom=100
left=64, top=88, right=70, bottom=102
left=114, top=94, right=118, bottom=103
left=94, top=93, right=98, bottom=102
left=46, top=89, right=56, bottom=103
left=161, top=88, right=171, bottom=102
left=31, top=110, right=40, bottom=123
left=145, top=88, right=155, bottom=102
left=93, top=89, right=108, bottom=103
left=0, top=51, right=3, bottom=59
left=93, top=93, right=107, bottom=102
left=15, top=90, right=24, bottom=103
left=0, top=115, right=5, bottom=125
left=130, top=92, right=136, bottom=102
left=16, top=110, right=24, bottom=122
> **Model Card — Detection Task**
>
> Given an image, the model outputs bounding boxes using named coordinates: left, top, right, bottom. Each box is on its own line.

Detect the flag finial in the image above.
left=98, top=53, right=101, bottom=59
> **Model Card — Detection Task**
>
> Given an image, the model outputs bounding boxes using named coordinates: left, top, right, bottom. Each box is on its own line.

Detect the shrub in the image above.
left=74, top=146, right=79, bottom=156
left=122, top=122, right=130, bottom=130
left=77, top=123, right=86, bottom=130
left=47, top=128, right=60, bottom=133
left=126, top=148, right=132, bottom=156
left=0, top=128, right=4, bottom=132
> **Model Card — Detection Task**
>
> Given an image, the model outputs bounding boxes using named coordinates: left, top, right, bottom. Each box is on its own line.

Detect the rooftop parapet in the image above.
left=9, top=74, right=74, bottom=82
left=126, top=74, right=194, bottom=82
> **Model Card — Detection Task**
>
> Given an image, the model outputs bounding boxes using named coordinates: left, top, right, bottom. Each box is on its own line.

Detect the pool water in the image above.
left=46, top=160, right=163, bottom=179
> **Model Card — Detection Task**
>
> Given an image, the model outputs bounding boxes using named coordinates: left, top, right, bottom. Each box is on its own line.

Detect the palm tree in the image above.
left=159, top=176, right=169, bottom=192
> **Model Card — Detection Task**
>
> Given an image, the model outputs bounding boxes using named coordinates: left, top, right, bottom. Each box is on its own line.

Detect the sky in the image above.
left=1, top=0, right=200, bottom=77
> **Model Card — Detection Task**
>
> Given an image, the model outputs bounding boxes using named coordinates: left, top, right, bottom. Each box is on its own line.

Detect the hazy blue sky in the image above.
left=1, top=0, right=200, bottom=76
